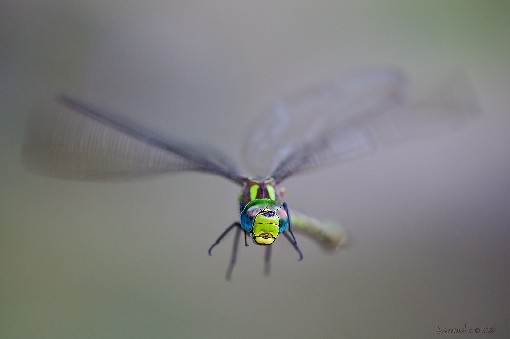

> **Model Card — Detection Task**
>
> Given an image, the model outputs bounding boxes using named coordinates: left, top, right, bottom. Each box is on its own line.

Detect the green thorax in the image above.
left=239, top=177, right=281, bottom=207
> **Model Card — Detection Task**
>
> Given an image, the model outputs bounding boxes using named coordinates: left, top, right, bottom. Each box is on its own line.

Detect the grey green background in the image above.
left=1, top=1, right=509, bottom=338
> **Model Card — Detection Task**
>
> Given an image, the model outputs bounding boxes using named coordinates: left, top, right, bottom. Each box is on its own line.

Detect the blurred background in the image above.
left=1, top=1, right=509, bottom=338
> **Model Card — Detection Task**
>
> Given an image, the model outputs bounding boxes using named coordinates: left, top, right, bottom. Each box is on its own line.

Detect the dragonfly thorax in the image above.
left=239, top=177, right=282, bottom=206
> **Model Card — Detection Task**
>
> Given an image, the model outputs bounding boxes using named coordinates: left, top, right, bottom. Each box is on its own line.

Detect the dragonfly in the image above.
left=23, top=69, right=478, bottom=279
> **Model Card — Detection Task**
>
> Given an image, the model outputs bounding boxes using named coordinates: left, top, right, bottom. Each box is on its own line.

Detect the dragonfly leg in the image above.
left=283, top=202, right=298, bottom=245
left=264, top=245, right=272, bottom=276
left=283, top=230, right=303, bottom=261
left=282, top=202, right=302, bottom=260
left=244, top=230, right=249, bottom=246
left=208, top=222, right=240, bottom=256
left=225, top=226, right=242, bottom=281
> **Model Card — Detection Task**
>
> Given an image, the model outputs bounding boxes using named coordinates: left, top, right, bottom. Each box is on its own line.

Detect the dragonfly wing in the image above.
left=243, top=69, right=479, bottom=183
left=23, top=95, right=244, bottom=184
left=243, top=68, right=408, bottom=178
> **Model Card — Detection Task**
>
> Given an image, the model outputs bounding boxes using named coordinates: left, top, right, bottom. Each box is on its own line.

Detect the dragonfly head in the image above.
left=240, top=199, right=289, bottom=245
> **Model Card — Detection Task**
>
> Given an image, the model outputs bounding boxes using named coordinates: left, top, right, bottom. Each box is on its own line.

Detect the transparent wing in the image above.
left=23, top=95, right=244, bottom=184
left=243, top=69, right=408, bottom=178
left=243, top=69, right=479, bottom=183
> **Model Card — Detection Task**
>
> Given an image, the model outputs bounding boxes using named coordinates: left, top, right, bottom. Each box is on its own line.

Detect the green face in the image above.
left=251, top=209, right=280, bottom=245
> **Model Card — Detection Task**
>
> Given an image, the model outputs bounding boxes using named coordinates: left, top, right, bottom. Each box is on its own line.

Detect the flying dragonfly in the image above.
left=23, top=69, right=478, bottom=280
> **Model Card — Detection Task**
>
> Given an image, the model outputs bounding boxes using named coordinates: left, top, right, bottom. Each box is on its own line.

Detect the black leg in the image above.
left=208, top=222, right=240, bottom=256
left=283, top=230, right=303, bottom=261
left=225, top=226, right=242, bottom=281
left=244, top=230, right=249, bottom=246
left=283, top=202, right=298, bottom=245
left=282, top=202, right=302, bottom=261
left=264, top=245, right=272, bottom=276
